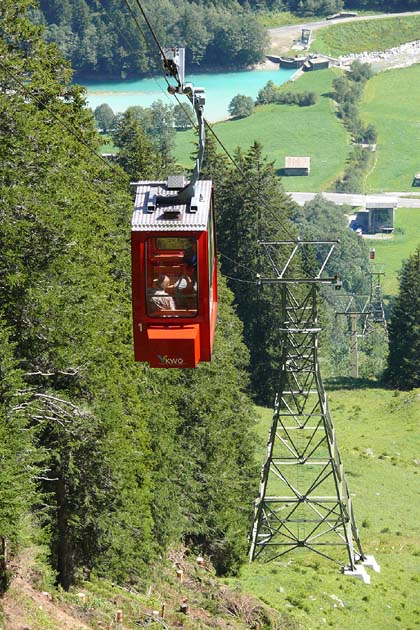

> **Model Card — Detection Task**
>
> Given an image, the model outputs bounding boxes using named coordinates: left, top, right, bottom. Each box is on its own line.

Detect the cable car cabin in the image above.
left=131, top=179, right=217, bottom=368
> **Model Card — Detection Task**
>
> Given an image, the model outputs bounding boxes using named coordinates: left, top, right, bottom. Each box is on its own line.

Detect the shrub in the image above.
left=228, top=94, right=255, bottom=118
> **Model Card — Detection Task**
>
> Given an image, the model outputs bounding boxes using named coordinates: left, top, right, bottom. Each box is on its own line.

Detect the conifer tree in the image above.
left=112, top=108, right=163, bottom=180
left=0, top=322, right=35, bottom=592
left=174, top=275, right=257, bottom=574
left=215, top=142, right=299, bottom=404
left=1, top=0, right=261, bottom=590
left=1, top=0, right=156, bottom=588
left=384, top=246, right=420, bottom=389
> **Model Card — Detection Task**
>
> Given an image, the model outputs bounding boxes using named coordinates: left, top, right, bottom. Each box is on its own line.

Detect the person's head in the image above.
left=158, top=274, right=170, bottom=290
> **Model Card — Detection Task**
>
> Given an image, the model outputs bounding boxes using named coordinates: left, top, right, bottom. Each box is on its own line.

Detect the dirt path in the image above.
left=1, top=551, right=92, bottom=630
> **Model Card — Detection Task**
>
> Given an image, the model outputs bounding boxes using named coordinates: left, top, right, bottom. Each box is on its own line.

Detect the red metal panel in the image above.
left=146, top=325, right=200, bottom=368
left=131, top=218, right=217, bottom=367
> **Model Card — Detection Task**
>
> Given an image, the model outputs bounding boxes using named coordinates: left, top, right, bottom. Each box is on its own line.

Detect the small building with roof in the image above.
left=303, top=56, right=330, bottom=71
left=351, top=197, right=396, bottom=234
left=284, top=156, right=311, bottom=176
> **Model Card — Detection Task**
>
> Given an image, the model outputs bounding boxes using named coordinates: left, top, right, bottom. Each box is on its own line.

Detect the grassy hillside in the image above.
left=257, top=11, right=302, bottom=28
left=359, top=64, right=420, bottom=193
left=230, top=388, right=420, bottom=630
left=364, top=207, right=420, bottom=296
left=175, top=69, right=350, bottom=192
left=4, top=386, right=420, bottom=629
left=311, top=14, right=420, bottom=57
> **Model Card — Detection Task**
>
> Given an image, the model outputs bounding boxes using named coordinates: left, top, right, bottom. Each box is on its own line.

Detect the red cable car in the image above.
left=131, top=177, right=218, bottom=368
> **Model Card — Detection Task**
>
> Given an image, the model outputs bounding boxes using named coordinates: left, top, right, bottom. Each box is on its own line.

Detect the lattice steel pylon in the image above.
left=363, top=265, right=388, bottom=338
left=335, top=294, right=371, bottom=378
left=249, top=240, right=379, bottom=582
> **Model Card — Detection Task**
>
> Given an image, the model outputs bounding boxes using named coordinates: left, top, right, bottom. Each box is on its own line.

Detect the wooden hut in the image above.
left=284, top=156, right=311, bottom=176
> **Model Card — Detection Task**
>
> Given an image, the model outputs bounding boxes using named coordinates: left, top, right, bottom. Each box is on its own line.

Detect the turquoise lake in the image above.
left=82, top=67, right=296, bottom=122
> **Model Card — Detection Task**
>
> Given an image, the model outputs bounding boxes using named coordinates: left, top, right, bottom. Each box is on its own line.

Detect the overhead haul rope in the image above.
left=121, top=0, right=313, bottom=278
left=121, top=0, right=198, bottom=131
left=99, top=1, right=181, bottom=114
left=127, top=0, right=333, bottom=288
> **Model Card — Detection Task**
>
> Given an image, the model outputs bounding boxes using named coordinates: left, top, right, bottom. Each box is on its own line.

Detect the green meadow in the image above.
left=360, top=64, right=420, bottom=193
left=176, top=61, right=420, bottom=195
left=177, top=15, right=420, bottom=630
left=311, top=14, right=420, bottom=57
left=364, top=207, right=420, bottom=296
left=230, top=389, right=420, bottom=630
left=175, top=68, right=350, bottom=192
left=257, top=11, right=303, bottom=28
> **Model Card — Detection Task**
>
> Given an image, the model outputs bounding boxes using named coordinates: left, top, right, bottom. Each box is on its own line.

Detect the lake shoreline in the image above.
left=75, top=59, right=279, bottom=84
left=83, top=66, right=296, bottom=122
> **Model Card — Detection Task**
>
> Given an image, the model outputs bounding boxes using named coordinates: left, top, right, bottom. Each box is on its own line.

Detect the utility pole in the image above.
left=249, top=240, right=379, bottom=582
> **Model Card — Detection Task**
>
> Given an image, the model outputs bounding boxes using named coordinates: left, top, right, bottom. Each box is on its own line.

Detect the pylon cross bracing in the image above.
left=250, top=241, right=378, bottom=577
left=364, top=265, right=388, bottom=337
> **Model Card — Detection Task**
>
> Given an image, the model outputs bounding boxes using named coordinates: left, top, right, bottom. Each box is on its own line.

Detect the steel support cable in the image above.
left=120, top=0, right=198, bottom=131
left=206, top=120, right=324, bottom=279
left=0, top=59, right=124, bottom=180
left=126, top=0, right=299, bottom=244
left=98, top=1, right=173, bottom=103
left=121, top=0, right=167, bottom=77
left=131, top=0, right=169, bottom=65
left=222, top=274, right=258, bottom=285
left=126, top=0, right=197, bottom=127
left=122, top=0, right=326, bottom=281
left=204, top=121, right=299, bottom=242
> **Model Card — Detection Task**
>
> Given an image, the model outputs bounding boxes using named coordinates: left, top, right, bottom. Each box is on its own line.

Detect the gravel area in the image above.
left=339, top=40, right=420, bottom=71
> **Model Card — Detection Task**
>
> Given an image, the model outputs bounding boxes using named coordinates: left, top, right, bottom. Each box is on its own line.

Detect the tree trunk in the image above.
left=56, top=477, right=72, bottom=590
left=0, top=537, right=10, bottom=593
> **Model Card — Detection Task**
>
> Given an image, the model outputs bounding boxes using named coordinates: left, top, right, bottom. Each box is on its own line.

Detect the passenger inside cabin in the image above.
left=183, top=243, right=197, bottom=269
left=149, top=275, right=176, bottom=312
left=174, top=265, right=197, bottom=309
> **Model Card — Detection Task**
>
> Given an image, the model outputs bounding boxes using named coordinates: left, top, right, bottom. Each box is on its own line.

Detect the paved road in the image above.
left=289, top=192, right=420, bottom=208
left=268, top=11, right=420, bottom=53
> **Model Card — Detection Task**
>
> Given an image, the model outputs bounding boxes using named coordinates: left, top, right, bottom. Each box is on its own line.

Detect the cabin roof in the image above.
left=131, top=179, right=212, bottom=231
left=365, top=197, right=397, bottom=209
left=310, top=56, right=329, bottom=63
left=285, top=156, right=311, bottom=169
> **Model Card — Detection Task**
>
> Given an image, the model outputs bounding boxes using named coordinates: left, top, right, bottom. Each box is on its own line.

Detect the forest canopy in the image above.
left=31, top=0, right=420, bottom=78
left=33, top=0, right=268, bottom=77
left=0, top=0, right=259, bottom=590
